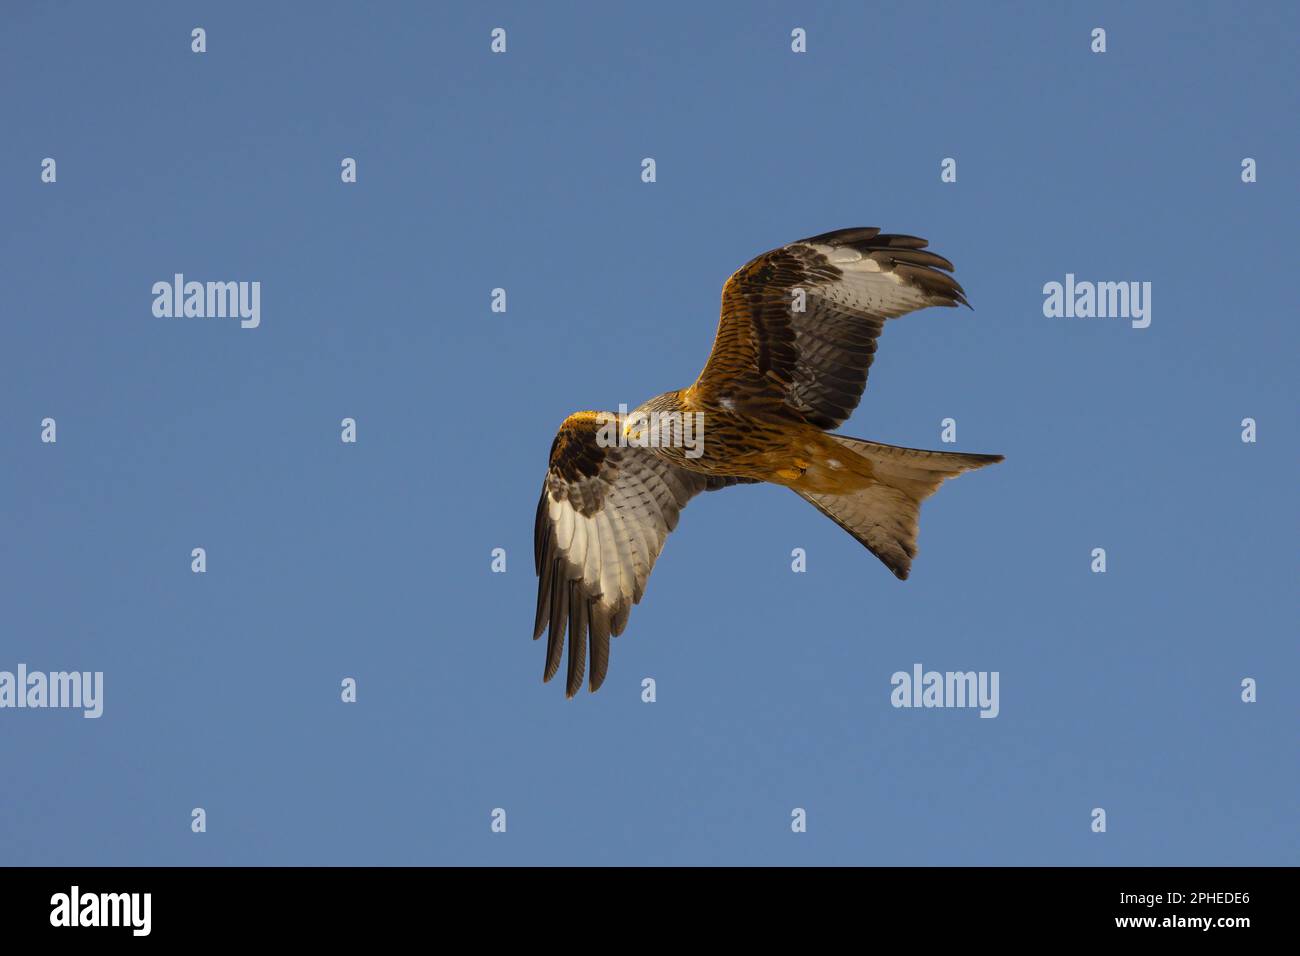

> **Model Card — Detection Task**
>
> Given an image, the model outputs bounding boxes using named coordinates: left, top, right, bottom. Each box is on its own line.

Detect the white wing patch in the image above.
left=804, top=242, right=934, bottom=319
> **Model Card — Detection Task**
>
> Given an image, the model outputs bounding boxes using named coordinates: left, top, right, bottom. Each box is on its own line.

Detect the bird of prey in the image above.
left=533, top=227, right=1003, bottom=697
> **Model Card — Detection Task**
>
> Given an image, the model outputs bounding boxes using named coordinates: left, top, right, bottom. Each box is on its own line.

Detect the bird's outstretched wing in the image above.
left=534, top=411, right=751, bottom=696
left=691, top=227, right=969, bottom=429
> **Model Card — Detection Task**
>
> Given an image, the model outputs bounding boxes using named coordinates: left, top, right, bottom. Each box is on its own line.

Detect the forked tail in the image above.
left=794, top=435, right=1003, bottom=579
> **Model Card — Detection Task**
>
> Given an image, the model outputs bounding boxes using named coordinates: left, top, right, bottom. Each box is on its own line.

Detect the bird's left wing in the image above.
left=691, top=227, right=969, bottom=430
left=534, top=411, right=747, bottom=696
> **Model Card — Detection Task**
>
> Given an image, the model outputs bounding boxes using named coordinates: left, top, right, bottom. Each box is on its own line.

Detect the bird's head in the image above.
left=623, top=391, right=686, bottom=446
left=622, top=414, right=647, bottom=445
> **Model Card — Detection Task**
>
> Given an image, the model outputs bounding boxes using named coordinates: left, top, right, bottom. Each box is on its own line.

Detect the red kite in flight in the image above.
left=534, top=228, right=1002, bottom=696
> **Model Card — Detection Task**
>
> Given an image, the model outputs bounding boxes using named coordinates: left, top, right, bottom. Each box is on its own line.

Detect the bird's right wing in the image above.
left=534, top=411, right=748, bottom=697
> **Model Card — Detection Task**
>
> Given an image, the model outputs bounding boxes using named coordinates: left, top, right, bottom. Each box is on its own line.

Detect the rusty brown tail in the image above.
left=793, top=436, right=1003, bottom=579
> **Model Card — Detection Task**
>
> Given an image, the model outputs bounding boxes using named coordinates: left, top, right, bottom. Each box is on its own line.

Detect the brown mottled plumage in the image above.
left=534, top=228, right=1003, bottom=696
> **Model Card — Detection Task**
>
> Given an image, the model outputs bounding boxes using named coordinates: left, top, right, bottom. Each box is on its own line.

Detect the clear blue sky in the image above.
left=1, top=1, right=1295, bottom=865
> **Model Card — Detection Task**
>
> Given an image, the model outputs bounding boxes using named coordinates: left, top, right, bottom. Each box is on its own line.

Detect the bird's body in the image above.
left=625, top=391, right=867, bottom=498
left=534, top=228, right=1004, bottom=696
left=641, top=388, right=879, bottom=490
